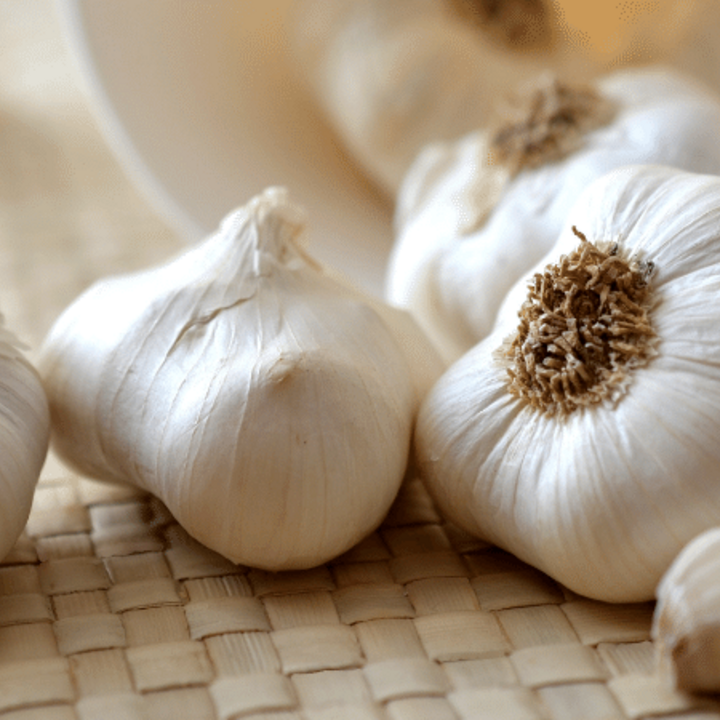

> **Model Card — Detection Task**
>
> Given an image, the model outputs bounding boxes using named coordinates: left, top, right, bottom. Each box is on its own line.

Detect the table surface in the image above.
left=2, top=3, right=720, bottom=719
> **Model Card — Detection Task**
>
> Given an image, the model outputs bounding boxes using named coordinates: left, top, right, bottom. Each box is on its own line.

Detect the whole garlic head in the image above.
left=653, top=527, right=720, bottom=694
left=669, top=0, right=720, bottom=99
left=388, top=66, right=720, bottom=363
left=415, top=165, right=720, bottom=603
left=39, top=187, right=444, bottom=571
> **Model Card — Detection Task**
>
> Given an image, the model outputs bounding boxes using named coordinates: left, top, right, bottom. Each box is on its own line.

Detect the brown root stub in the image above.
left=501, top=226, right=657, bottom=416
left=489, top=77, right=617, bottom=175
left=450, top=0, right=551, bottom=51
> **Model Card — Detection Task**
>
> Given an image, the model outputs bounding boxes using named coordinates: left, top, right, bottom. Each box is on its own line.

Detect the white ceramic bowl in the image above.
left=55, top=0, right=393, bottom=296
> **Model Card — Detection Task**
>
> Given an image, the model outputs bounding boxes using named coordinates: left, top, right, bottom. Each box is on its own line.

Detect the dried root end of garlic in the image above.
left=653, top=528, right=720, bottom=694
left=497, top=226, right=658, bottom=416
left=488, top=75, right=617, bottom=175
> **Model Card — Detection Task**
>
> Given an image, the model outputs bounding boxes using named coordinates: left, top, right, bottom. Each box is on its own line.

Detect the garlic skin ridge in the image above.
left=653, top=527, right=720, bottom=694
left=415, top=164, right=720, bottom=603
left=387, top=66, right=720, bottom=363
left=0, top=321, right=50, bottom=561
left=39, top=187, right=445, bottom=571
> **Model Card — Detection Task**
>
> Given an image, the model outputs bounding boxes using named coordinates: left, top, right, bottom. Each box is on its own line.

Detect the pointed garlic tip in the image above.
left=38, top=187, right=440, bottom=571
left=0, top=316, right=50, bottom=561
left=653, top=528, right=720, bottom=694
left=224, top=186, right=308, bottom=262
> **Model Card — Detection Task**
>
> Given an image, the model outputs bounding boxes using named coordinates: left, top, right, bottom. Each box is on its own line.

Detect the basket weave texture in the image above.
left=2, top=2, right=720, bottom=718
left=4, top=470, right=720, bottom=720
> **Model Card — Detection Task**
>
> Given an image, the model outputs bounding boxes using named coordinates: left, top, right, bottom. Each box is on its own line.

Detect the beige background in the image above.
left=0, top=0, right=180, bottom=356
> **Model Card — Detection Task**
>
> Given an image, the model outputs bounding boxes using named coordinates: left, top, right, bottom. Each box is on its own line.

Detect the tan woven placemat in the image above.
left=2, top=3, right=720, bottom=719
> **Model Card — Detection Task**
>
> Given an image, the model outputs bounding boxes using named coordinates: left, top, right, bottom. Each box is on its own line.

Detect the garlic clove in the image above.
left=39, top=187, right=444, bottom=571
left=388, top=66, right=720, bottom=363
left=415, top=165, right=720, bottom=603
left=0, top=322, right=50, bottom=561
left=653, top=527, right=720, bottom=694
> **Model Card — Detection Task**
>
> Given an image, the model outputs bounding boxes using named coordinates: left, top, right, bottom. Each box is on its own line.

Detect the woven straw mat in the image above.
left=2, top=3, right=720, bottom=719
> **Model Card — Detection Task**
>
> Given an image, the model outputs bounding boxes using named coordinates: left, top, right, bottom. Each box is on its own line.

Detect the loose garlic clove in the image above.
left=39, top=187, right=444, bottom=571
left=0, top=321, right=50, bottom=560
left=388, top=66, right=720, bottom=363
left=415, top=165, right=720, bottom=603
left=653, top=528, right=720, bottom=694
left=288, top=0, right=596, bottom=197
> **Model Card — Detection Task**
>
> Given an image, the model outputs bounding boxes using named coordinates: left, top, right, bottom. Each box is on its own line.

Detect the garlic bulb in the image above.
left=388, top=66, right=720, bottom=363
left=653, top=527, right=720, bottom=694
left=39, top=187, right=444, bottom=571
left=415, top=164, right=720, bottom=603
left=289, top=0, right=596, bottom=196
left=0, top=319, right=50, bottom=560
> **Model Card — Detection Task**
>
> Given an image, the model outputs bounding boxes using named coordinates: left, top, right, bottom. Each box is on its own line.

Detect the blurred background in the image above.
left=1, top=0, right=717, bottom=355
left=0, top=1, right=181, bottom=355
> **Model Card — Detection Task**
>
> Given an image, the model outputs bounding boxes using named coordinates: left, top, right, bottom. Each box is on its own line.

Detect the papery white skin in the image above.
left=0, top=323, right=50, bottom=560
left=415, top=165, right=720, bottom=603
left=388, top=66, right=720, bottom=363
left=289, top=0, right=596, bottom=196
left=39, top=187, right=444, bottom=570
left=653, top=527, right=720, bottom=693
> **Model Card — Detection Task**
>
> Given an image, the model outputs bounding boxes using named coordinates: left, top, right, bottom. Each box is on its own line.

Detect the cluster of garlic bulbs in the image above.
left=388, top=66, right=720, bottom=362
left=0, top=318, right=50, bottom=561
left=285, top=2, right=720, bottom=611
left=415, top=164, right=720, bottom=603
left=653, top=527, right=720, bottom=694
left=39, top=187, right=444, bottom=570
